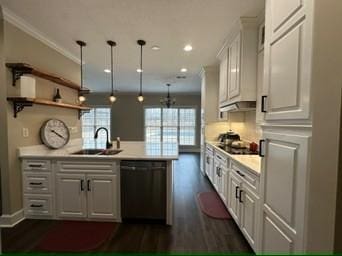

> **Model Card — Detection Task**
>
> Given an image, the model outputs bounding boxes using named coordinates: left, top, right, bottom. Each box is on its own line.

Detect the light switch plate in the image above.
left=22, top=128, right=29, bottom=137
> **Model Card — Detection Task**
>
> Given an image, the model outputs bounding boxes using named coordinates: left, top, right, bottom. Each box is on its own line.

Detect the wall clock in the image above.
left=40, top=119, right=70, bottom=149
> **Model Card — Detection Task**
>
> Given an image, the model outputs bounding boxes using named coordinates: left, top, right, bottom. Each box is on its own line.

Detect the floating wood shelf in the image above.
left=7, top=97, right=91, bottom=119
left=6, top=63, right=90, bottom=93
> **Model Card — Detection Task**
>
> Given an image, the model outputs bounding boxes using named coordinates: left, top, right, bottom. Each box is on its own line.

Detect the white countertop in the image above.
left=206, top=141, right=261, bottom=175
left=18, top=139, right=179, bottom=160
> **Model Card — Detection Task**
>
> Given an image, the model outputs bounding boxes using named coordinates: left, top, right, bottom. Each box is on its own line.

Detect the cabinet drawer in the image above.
left=24, top=195, right=53, bottom=216
left=231, top=161, right=259, bottom=193
left=57, top=161, right=116, bottom=174
left=23, top=172, right=52, bottom=194
left=23, top=159, right=51, bottom=171
left=205, top=144, right=214, bottom=155
left=215, top=151, right=229, bottom=167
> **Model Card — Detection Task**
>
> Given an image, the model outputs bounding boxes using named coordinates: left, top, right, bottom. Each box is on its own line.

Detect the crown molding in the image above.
left=2, top=7, right=80, bottom=64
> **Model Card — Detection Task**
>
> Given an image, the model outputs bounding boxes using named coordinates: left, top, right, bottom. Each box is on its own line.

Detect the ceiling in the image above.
left=0, top=0, right=264, bottom=94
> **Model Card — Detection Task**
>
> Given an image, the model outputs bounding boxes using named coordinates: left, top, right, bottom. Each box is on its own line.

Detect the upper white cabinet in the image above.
left=218, top=48, right=229, bottom=106
left=217, top=17, right=259, bottom=108
left=262, top=0, right=313, bottom=121
left=200, top=66, right=222, bottom=123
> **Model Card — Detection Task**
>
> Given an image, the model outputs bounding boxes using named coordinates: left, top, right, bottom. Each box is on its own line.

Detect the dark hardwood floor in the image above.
left=2, top=153, right=252, bottom=253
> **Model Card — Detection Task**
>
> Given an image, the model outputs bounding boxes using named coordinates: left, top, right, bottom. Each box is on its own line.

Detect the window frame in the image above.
left=81, top=106, right=112, bottom=148
left=143, top=105, right=197, bottom=146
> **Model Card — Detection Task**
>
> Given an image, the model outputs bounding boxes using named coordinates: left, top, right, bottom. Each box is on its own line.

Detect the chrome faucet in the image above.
left=94, top=127, right=112, bottom=149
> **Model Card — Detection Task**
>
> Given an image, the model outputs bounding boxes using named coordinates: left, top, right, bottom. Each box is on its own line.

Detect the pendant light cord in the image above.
left=140, top=44, right=143, bottom=95
left=80, top=45, right=83, bottom=89
left=111, top=44, right=114, bottom=94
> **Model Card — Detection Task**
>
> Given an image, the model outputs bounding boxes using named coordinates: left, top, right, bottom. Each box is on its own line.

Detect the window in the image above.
left=82, top=107, right=111, bottom=148
left=144, top=107, right=196, bottom=146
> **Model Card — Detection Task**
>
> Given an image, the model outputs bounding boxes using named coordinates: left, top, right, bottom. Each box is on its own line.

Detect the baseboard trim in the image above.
left=0, top=209, right=25, bottom=227
left=179, top=148, right=201, bottom=153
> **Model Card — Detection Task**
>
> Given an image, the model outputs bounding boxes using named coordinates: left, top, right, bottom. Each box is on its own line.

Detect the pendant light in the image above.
left=76, top=40, right=87, bottom=103
left=137, top=40, right=146, bottom=102
left=107, top=40, right=117, bottom=103
left=160, top=83, right=176, bottom=108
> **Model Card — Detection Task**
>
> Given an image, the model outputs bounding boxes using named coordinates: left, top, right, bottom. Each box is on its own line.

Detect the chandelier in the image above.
left=160, top=83, right=176, bottom=108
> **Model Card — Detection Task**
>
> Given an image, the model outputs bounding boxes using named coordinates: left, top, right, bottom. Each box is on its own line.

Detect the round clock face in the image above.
left=40, top=119, right=70, bottom=149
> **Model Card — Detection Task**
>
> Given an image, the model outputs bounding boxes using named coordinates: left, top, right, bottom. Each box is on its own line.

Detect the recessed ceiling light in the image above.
left=184, top=44, right=193, bottom=52
left=151, top=45, right=160, bottom=50
left=137, top=68, right=143, bottom=73
left=104, top=69, right=111, bottom=73
left=180, top=68, right=187, bottom=73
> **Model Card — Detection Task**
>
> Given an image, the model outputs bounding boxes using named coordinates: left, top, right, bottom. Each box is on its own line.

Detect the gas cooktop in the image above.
left=217, top=144, right=258, bottom=155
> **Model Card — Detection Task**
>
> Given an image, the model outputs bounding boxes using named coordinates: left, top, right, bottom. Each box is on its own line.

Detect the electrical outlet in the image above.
left=22, top=128, right=29, bottom=137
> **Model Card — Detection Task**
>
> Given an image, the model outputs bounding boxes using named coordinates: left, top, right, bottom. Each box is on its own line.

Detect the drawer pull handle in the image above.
left=261, top=95, right=267, bottom=113
left=235, top=186, right=239, bottom=199
left=30, top=204, right=43, bottom=208
left=236, top=170, right=245, bottom=177
left=29, top=182, right=43, bottom=186
left=259, top=139, right=265, bottom=157
left=87, top=180, right=91, bottom=191
left=239, top=190, right=244, bottom=203
left=29, top=164, right=43, bottom=168
left=80, top=180, right=84, bottom=191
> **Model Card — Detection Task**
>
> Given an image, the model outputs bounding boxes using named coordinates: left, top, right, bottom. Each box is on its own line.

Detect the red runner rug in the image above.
left=197, top=191, right=231, bottom=219
left=36, top=221, right=116, bottom=252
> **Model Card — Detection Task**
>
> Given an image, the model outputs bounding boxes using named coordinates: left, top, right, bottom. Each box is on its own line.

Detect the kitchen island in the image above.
left=18, top=139, right=178, bottom=225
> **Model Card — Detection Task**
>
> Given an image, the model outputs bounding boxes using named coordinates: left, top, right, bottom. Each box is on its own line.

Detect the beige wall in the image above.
left=2, top=21, right=81, bottom=214
left=86, top=93, right=201, bottom=150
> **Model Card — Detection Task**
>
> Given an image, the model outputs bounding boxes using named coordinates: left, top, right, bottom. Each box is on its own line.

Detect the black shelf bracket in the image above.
left=79, top=109, right=90, bottom=120
left=12, top=101, right=33, bottom=118
left=9, top=67, right=32, bottom=86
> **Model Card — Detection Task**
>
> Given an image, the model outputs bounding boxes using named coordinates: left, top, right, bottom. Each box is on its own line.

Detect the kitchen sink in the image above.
left=71, top=149, right=123, bottom=155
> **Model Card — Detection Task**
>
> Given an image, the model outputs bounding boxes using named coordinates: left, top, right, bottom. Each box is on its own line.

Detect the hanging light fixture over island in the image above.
left=76, top=40, right=88, bottom=103
left=137, top=40, right=146, bottom=102
left=107, top=40, right=117, bottom=103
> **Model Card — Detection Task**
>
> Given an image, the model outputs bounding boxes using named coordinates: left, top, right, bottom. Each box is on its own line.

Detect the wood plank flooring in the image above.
left=1, top=153, right=252, bottom=253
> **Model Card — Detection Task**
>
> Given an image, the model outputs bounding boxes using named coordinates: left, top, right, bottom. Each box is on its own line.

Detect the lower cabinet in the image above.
left=227, top=165, right=260, bottom=251
left=56, top=173, right=118, bottom=220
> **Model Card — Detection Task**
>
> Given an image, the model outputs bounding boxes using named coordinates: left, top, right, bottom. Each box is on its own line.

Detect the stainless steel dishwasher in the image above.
left=120, top=160, right=166, bottom=222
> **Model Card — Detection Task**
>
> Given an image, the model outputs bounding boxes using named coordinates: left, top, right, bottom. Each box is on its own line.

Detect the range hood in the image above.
left=220, top=101, right=256, bottom=112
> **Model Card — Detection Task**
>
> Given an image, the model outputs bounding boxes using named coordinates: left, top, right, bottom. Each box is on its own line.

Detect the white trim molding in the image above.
left=2, top=7, right=80, bottom=64
left=0, top=209, right=25, bottom=227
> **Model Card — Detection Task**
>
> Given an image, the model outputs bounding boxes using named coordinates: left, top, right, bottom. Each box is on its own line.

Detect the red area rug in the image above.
left=36, top=221, right=116, bottom=252
left=197, top=191, right=231, bottom=219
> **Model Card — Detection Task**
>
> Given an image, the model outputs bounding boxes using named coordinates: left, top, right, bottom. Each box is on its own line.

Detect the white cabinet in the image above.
left=240, top=183, right=259, bottom=249
left=227, top=161, right=260, bottom=251
left=227, top=34, right=241, bottom=100
left=228, top=171, right=241, bottom=223
left=259, top=129, right=310, bottom=252
left=87, top=174, right=117, bottom=219
left=56, top=174, right=87, bottom=218
left=219, top=18, right=258, bottom=107
left=200, top=66, right=220, bottom=124
left=218, top=47, right=229, bottom=106
left=22, top=159, right=55, bottom=218
left=262, top=0, right=313, bottom=121
left=56, top=161, right=118, bottom=220
left=205, top=144, right=214, bottom=183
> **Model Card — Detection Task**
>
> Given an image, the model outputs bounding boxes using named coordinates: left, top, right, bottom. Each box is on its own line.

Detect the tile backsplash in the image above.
left=205, top=111, right=261, bottom=143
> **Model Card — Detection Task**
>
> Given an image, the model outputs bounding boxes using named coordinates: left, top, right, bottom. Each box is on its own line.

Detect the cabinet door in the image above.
left=213, top=160, right=220, bottom=191
left=263, top=0, right=313, bottom=121
left=260, top=129, right=310, bottom=252
left=56, top=174, right=87, bottom=218
left=228, top=34, right=241, bottom=100
left=87, top=174, right=117, bottom=219
left=240, top=184, right=259, bottom=249
left=220, top=168, right=228, bottom=207
left=219, top=50, right=229, bottom=105
left=205, top=152, right=210, bottom=178
left=227, top=172, right=241, bottom=223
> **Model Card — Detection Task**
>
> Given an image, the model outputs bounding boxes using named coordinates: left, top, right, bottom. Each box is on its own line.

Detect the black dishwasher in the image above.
left=120, top=160, right=166, bottom=223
